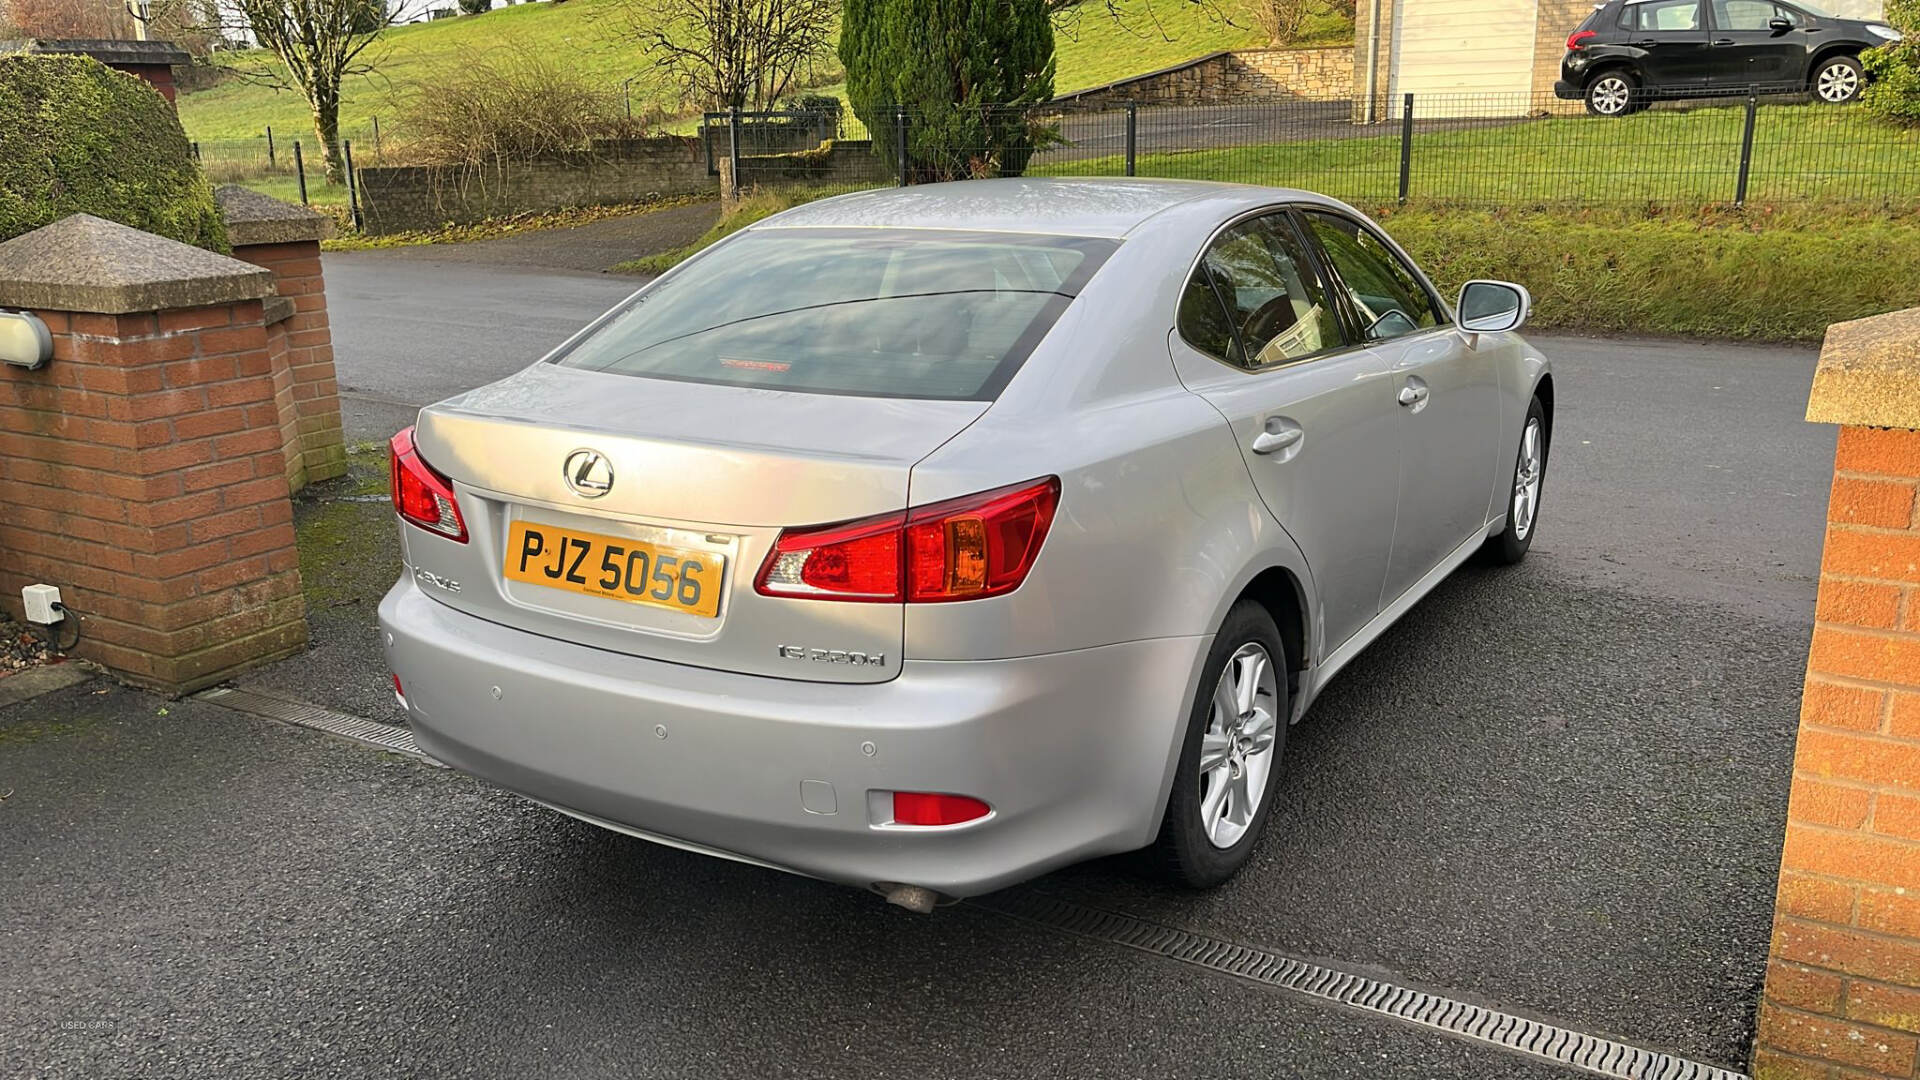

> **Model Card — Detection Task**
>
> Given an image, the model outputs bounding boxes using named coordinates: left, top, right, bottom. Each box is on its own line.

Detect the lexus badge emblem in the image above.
left=563, top=449, right=614, bottom=498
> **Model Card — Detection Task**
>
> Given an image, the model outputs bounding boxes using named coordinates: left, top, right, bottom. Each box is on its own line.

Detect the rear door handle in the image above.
left=1397, top=382, right=1430, bottom=408
left=1251, top=426, right=1303, bottom=455
left=1715, top=37, right=1734, bottom=44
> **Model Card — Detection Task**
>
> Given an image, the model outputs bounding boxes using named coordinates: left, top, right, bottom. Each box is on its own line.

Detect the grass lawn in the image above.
left=621, top=185, right=1920, bottom=340
left=1032, top=99, right=1920, bottom=207
left=177, top=0, right=1345, bottom=146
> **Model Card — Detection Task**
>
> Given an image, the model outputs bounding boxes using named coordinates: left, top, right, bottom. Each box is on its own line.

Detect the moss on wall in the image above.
left=0, top=53, right=227, bottom=250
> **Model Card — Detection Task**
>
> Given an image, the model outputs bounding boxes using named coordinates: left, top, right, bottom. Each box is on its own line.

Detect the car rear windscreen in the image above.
left=552, top=227, right=1118, bottom=400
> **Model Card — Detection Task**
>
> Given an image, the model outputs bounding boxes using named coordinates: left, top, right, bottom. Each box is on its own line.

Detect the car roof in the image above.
left=747, top=177, right=1337, bottom=239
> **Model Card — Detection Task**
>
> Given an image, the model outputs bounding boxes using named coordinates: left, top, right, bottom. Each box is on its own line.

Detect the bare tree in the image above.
left=623, top=0, right=833, bottom=112
left=1047, top=0, right=1249, bottom=56
left=210, top=0, right=410, bottom=183
left=1246, top=0, right=1344, bottom=45
left=3, top=0, right=135, bottom=38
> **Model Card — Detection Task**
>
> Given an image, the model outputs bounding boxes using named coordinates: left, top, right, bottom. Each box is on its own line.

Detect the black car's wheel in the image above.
left=1813, top=55, right=1864, bottom=104
left=1482, top=396, right=1549, bottom=566
left=1584, top=71, right=1637, bottom=116
left=1152, top=600, right=1287, bottom=889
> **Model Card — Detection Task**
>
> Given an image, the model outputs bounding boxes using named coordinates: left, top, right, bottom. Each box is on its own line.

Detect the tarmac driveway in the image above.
left=0, top=247, right=1832, bottom=1078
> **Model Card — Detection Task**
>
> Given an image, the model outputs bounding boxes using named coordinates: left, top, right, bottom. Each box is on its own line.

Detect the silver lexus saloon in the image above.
left=378, top=178, right=1552, bottom=909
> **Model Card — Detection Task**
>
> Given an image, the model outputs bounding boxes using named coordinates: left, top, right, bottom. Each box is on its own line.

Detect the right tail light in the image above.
left=755, top=477, right=1060, bottom=604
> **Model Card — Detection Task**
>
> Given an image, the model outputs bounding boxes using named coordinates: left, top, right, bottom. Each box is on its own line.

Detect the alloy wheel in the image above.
left=1591, top=77, right=1632, bottom=115
left=1513, top=417, right=1543, bottom=541
left=1198, top=642, right=1280, bottom=850
left=1817, top=63, right=1860, bottom=102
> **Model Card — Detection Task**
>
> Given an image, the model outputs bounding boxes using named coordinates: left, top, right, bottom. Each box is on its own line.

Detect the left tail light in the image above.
left=390, top=426, right=468, bottom=543
left=755, top=476, right=1060, bottom=604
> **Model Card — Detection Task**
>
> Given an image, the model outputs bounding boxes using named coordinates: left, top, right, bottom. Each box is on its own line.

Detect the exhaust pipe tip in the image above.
left=880, top=883, right=941, bottom=914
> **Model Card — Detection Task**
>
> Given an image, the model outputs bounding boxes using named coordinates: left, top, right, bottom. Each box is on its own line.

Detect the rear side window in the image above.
left=555, top=228, right=1116, bottom=400
left=1626, top=0, right=1702, bottom=30
left=1179, top=213, right=1344, bottom=370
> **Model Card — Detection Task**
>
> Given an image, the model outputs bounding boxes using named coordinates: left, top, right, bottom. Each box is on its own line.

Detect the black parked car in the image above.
left=1555, top=0, right=1904, bottom=115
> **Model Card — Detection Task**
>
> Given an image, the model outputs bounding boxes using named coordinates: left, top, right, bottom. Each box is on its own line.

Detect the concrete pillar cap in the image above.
left=214, top=185, right=335, bottom=246
left=0, top=213, right=273, bottom=315
left=1808, top=307, right=1920, bottom=431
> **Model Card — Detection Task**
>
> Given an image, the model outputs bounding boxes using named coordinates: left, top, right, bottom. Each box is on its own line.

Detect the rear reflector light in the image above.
left=892, top=792, right=991, bottom=826
left=389, top=426, right=468, bottom=543
left=1567, top=29, right=1596, bottom=49
left=754, top=477, right=1059, bottom=604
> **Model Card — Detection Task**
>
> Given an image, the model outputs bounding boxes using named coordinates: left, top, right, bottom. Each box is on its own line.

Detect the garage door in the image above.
left=1389, top=0, right=1538, bottom=113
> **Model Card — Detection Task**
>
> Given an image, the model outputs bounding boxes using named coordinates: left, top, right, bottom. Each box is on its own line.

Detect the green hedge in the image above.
left=0, top=54, right=227, bottom=250
left=1379, top=209, right=1920, bottom=341
left=1862, top=0, right=1920, bottom=127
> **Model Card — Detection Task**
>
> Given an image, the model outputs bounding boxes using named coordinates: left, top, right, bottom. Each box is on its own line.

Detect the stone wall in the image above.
left=356, top=137, right=713, bottom=235
left=731, top=140, right=888, bottom=194
left=1051, top=47, right=1353, bottom=109
left=1753, top=308, right=1920, bottom=1080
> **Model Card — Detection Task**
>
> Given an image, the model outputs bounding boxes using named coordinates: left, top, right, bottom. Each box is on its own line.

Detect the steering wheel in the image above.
left=1241, top=295, right=1299, bottom=353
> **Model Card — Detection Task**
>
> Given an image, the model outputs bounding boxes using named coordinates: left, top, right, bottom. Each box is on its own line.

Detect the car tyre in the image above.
left=1152, top=600, right=1288, bottom=889
left=1584, top=71, right=1638, bottom=116
left=1813, top=55, right=1864, bottom=104
left=1482, top=396, right=1549, bottom=565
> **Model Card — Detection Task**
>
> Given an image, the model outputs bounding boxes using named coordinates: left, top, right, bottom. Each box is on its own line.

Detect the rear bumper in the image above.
left=1553, top=79, right=1583, bottom=100
left=378, top=577, right=1207, bottom=896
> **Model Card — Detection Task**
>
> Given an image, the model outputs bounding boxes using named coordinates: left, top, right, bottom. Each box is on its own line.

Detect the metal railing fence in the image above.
left=705, top=87, right=1919, bottom=210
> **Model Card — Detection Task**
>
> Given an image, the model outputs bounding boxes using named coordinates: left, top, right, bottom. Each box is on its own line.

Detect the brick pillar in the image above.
left=1756, top=308, right=1920, bottom=1080
left=214, top=185, right=346, bottom=491
left=0, top=213, right=307, bottom=694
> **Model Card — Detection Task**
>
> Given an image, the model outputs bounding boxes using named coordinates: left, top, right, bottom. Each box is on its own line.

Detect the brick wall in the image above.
left=1533, top=0, right=1589, bottom=103
left=1051, top=48, right=1354, bottom=109
left=358, top=137, right=714, bottom=235
left=0, top=302, right=307, bottom=692
left=1351, top=0, right=1399, bottom=121
left=1756, top=308, right=1920, bottom=1080
left=227, top=238, right=346, bottom=489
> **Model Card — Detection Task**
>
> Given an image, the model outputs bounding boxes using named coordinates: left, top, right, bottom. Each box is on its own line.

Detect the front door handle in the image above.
left=1398, top=383, right=1430, bottom=408
left=1251, top=426, right=1303, bottom=455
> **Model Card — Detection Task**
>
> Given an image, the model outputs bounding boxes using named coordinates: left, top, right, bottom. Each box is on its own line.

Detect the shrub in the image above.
left=0, top=54, right=227, bottom=249
left=456, top=0, right=491, bottom=13
left=795, top=93, right=842, bottom=118
left=396, top=46, right=638, bottom=168
left=840, top=0, right=1055, bottom=181
left=1862, top=0, right=1920, bottom=126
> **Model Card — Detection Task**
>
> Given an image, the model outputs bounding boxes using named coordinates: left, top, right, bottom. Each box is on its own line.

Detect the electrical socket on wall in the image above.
left=22, top=584, right=63, bottom=625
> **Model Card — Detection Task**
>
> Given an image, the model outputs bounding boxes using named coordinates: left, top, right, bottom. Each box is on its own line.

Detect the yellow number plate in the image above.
left=503, top=521, right=725, bottom=618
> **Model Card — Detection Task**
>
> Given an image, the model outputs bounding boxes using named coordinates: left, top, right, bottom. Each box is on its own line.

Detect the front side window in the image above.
left=1712, top=0, right=1776, bottom=29
left=1178, top=214, right=1343, bottom=370
left=553, top=228, right=1115, bottom=400
left=1631, top=0, right=1703, bottom=30
left=1301, top=212, right=1443, bottom=342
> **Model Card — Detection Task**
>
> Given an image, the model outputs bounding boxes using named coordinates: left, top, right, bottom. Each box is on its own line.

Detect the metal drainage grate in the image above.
left=191, top=685, right=1747, bottom=1080
left=972, top=891, right=1748, bottom=1080
left=196, top=686, right=425, bottom=759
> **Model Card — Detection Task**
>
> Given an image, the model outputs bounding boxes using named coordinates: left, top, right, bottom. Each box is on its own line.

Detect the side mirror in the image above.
left=1768, top=15, right=1791, bottom=32
left=1457, top=280, right=1531, bottom=335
